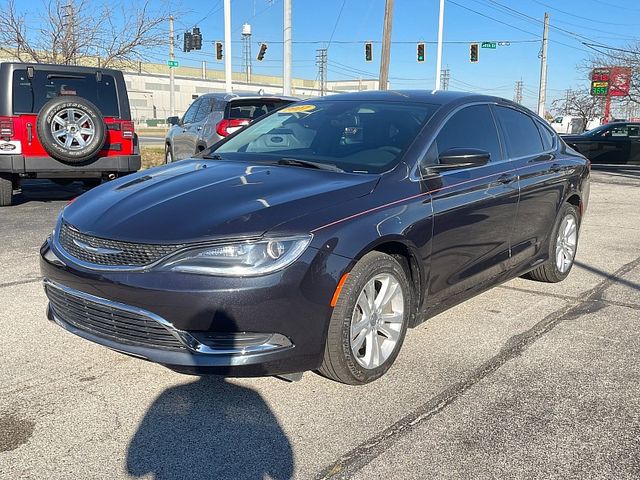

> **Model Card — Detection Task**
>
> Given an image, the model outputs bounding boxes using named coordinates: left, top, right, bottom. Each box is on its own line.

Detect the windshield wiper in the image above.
left=277, top=158, right=344, bottom=172
left=201, top=153, right=224, bottom=160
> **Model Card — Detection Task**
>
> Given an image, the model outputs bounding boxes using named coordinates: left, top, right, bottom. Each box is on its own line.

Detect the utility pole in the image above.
left=169, top=15, right=175, bottom=117
left=316, top=48, right=327, bottom=96
left=379, top=0, right=394, bottom=90
left=537, top=12, right=549, bottom=117
left=224, top=0, right=232, bottom=93
left=435, top=0, right=445, bottom=90
left=440, top=68, right=450, bottom=91
left=514, top=80, right=523, bottom=104
left=62, top=1, right=76, bottom=64
left=283, top=0, right=292, bottom=95
left=564, top=89, right=572, bottom=114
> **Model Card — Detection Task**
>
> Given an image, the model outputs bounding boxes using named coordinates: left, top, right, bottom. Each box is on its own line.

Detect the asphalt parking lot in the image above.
left=1, top=168, right=639, bottom=479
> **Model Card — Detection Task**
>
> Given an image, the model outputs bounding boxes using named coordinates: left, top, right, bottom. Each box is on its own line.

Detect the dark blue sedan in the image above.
left=40, top=91, right=590, bottom=384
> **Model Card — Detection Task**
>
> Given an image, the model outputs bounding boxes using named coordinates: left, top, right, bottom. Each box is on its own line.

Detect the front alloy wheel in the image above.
left=350, top=273, right=405, bottom=369
left=319, top=251, right=412, bottom=384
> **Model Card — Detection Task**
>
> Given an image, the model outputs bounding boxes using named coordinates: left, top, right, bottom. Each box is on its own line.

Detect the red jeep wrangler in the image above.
left=0, top=63, right=141, bottom=206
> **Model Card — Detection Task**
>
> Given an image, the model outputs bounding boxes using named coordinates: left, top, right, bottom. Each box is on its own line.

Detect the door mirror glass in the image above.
left=167, top=116, right=180, bottom=126
left=438, top=148, right=490, bottom=168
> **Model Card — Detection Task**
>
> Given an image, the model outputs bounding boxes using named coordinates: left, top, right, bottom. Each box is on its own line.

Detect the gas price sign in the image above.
left=590, top=68, right=610, bottom=96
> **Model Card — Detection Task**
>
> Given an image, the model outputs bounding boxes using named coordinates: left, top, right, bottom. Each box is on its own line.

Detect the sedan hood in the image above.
left=561, top=135, right=587, bottom=143
left=63, top=160, right=378, bottom=243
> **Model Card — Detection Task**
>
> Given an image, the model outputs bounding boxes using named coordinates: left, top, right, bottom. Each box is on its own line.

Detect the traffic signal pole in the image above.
left=224, top=0, right=232, bottom=93
left=537, top=12, right=549, bottom=117
left=169, top=15, right=175, bottom=117
left=435, top=0, right=445, bottom=90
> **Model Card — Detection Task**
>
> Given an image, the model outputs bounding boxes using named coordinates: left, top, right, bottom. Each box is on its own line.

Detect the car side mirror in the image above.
left=167, top=116, right=180, bottom=126
left=438, top=148, right=490, bottom=168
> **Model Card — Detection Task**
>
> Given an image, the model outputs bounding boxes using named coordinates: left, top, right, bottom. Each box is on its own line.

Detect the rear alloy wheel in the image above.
left=319, top=251, right=412, bottom=384
left=525, top=203, right=580, bottom=283
left=0, top=173, right=13, bottom=206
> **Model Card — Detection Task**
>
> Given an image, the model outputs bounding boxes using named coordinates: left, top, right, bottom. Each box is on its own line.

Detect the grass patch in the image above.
left=141, top=146, right=165, bottom=170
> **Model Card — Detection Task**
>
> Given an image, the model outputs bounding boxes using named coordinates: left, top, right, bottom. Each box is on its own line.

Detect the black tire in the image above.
left=0, top=173, right=12, bottom=206
left=525, top=203, right=580, bottom=283
left=165, top=144, right=173, bottom=164
left=36, top=96, right=107, bottom=163
left=318, top=251, right=413, bottom=385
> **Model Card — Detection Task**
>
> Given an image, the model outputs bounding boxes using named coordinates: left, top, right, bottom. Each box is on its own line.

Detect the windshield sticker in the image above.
left=279, top=104, right=317, bottom=113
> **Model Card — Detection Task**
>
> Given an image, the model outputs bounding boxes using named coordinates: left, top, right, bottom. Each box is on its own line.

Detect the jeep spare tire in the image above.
left=36, top=96, right=107, bottom=163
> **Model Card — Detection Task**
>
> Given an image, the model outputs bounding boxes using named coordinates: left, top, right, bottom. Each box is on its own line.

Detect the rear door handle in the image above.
left=497, top=173, right=517, bottom=184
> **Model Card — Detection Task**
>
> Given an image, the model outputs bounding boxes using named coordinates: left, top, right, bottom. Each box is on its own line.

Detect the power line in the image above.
left=326, top=0, right=347, bottom=51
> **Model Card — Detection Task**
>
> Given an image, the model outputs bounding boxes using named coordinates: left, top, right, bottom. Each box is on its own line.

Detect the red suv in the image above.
left=0, top=63, right=141, bottom=206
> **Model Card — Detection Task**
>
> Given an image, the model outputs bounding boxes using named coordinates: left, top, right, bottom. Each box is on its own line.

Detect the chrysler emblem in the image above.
left=72, top=238, right=123, bottom=255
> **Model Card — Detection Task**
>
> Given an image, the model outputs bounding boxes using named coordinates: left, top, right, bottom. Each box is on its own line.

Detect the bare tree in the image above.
left=0, top=0, right=167, bottom=67
left=551, top=89, right=603, bottom=129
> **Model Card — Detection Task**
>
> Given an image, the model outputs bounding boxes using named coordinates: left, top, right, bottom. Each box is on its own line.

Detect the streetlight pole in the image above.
left=169, top=15, right=175, bottom=117
left=283, top=0, right=292, bottom=95
left=224, top=0, right=232, bottom=93
left=435, top=0, right=445, bottom=91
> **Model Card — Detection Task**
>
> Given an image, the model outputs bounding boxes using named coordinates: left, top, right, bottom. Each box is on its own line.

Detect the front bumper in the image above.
left=0, top=154, right=141, bottom=175
left=40, top=238, right=352, bottom=376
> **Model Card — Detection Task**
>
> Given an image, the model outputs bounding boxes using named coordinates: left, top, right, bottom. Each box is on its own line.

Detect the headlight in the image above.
left=158, top=235, right=312, bottom=276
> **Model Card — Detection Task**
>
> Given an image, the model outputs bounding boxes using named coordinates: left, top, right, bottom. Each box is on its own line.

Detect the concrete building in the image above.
left=123, top=60, right=379, bottom=124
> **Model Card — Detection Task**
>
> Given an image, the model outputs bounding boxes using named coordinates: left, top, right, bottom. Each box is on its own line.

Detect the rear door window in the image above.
left=226, top=99, right=294, bottom=121
left=193, top=98, right=213, bottom=123
left=432, top=104, right=502, bottom=163
left=12, top=69, right=119, bottom=117
left=494, top=106, right=544, bottom=158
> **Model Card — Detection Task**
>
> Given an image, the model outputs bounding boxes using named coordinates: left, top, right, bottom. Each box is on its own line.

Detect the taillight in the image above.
left=122, top=121, right=134, bottom=139
left=0, top=117, right=14, bottom=138
left=216, top=119, right=250, bottom=137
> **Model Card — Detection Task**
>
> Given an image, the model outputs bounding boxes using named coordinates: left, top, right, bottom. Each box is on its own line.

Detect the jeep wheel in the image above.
left=36, top=96, right=107, bottom=163
left=0, top=173, right=12, bottom=206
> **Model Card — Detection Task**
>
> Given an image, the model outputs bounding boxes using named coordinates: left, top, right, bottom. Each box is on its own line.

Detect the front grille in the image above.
left=58, top=221, right=183, bottom=267
left=46, top=283, right=186, bottom=351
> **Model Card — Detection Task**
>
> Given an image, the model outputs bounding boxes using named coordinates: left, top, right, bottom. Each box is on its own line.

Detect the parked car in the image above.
left=164, top=92, right=297, bottom=163
left=0, top=62, right=140, bottom=206
left=562, top=122, right=640, bottom=165
left=41, top=91, right=589, bottom=385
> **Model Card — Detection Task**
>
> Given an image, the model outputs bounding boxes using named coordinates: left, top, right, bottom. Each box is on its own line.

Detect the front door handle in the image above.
left=497, top=173, right=517, bottom=184
left=550, top=163, right=562, bottom=173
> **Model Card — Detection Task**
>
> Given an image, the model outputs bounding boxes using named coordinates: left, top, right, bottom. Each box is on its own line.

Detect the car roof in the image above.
left=298, top=89, right=525, bottom=109
left=197, top=91, right=299, bottom=102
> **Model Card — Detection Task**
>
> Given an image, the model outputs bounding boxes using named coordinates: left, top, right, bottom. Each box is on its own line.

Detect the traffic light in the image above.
left=417, top=42, right=425, bottom=62
left=364, top=42, right=373, bottom=62
left=183, top=31, right=193, bottom=52
left=470, top=43, right=479, bottom=63
left=215, top=41, right=223, bottom=61
left=192, top=27, right=202, bottom=50
left=257, top=43, right=268, bottom=61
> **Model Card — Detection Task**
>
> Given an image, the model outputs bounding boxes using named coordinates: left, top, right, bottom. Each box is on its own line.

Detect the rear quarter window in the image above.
left=12, top=70, right=120, bottom=117
left=494, top=106, right=544, bottom=158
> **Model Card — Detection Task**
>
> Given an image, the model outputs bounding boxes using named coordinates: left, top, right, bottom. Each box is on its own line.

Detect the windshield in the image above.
left=212, top=100, right=438, bottom=173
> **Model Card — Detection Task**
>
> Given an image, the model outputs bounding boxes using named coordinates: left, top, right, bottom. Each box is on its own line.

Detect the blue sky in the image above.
left=166, top=0, right=639, bottom=109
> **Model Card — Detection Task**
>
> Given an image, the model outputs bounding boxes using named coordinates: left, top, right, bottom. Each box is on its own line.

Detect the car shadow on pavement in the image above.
left=11, top=180, right=86, bottom=206
left=126, top=376, right=294, bottom=480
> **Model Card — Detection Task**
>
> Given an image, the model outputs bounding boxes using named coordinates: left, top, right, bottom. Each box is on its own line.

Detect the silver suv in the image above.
left=164, top=92, right=297, bottom=163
